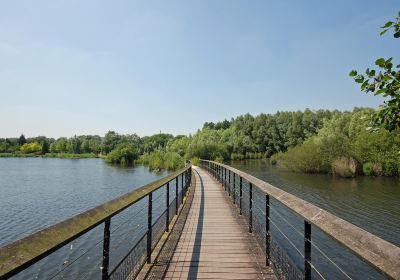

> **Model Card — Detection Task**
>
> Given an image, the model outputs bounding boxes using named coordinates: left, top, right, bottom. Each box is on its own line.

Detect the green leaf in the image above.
left=376, top=88, right=387, bottom=95
left=355, top=75, right=364, bottom=83
left=380, top=29, right=389, bottom=36
left=361, top=80, right=369, bottom=90
left=394, top=31, right=400, bottom=38
left=381, top=21, right=393, bottom=28
left=375, top=58, right=386, bottom=67
left=349, top=70, right=357, bottom=77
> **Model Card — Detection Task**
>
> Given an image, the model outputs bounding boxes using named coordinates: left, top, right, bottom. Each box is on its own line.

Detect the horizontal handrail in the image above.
left=0, top=164, right=191, bottom=279
left=200, top=160, right=400, bottom=280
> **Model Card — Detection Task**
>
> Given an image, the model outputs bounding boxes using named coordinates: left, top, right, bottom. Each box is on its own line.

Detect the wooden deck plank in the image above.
left=155, top=167, right=276, bottom=280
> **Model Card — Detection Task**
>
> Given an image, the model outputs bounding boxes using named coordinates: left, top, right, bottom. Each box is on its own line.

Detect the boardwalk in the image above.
left=160, top=167, right=275, bottom=280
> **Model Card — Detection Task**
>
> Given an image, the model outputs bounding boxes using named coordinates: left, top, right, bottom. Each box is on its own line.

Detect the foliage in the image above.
left=141, top=133, right=173, bottom=154
left=363, top=162, right=374, bottom=176
left=349, top=12, right=400, bottom=131
left=43, top=153, right=98, bottom=159
left=331, top=157, right=357, bottom=178
left=18, top=134, right=26, bottom=146
left=137, top=151, right=184, bottom=171
left=191, top=157, right=200, bottom=166
left=20, top=142, right=41, bottom=154
left=105, top=143, right=138, bottom=166
left=277, top=108, right=400, bottom=177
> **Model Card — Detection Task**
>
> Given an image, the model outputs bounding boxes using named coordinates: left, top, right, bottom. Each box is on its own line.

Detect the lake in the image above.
left=0, top=158, right=171, bottom=279
left=1, top=158, right=399, bottom=279
left=229, top=159, right=400, bottom=279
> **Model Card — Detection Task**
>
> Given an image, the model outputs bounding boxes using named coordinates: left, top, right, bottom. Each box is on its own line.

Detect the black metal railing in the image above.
left=0, top=165, right=192, bottom=280
left=200, top=160, right=400, bottom=280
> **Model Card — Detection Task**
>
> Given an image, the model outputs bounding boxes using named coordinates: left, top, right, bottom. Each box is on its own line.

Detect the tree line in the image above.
left=1, top=107, right=399, bottom=175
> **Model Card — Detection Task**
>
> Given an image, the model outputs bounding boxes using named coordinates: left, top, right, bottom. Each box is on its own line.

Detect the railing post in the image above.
left=181, top=173, right=184, bottom=205
left=228, top=170, right=231, bottom=196
left=175, top=177, right=179, bottom=215
left=189, top=166, right=192, bottom=186
left=224, top=168, right=227, bottom=191
left=102, top=218, right=111, bottom=280
left=249, top=183, right=253, bottom=233
left=266, top=194, right=270, bottom=266
left=304, top=221, right=312, bottom=280
left=233, top=173, right=236, bottom=204
left=239, top=176, right=243, bottom=215
left=147, top=192, right=152, bottom=264
left=166, top=182, right=170, bottom=232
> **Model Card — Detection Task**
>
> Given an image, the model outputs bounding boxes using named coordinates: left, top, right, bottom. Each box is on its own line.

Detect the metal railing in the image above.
left=0, top=165, right=192, bottom=280
left=200, top=160, right=400, bottom=280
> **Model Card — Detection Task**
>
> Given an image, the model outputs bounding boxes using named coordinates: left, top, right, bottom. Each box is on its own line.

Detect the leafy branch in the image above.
left=349, top=12, right=400, bottom=131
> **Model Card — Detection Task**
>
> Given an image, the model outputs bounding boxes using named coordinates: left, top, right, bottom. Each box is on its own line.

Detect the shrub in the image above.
left=372, top=163, right=383, bottom=176
left=137, top=151, right=184, bottom=171
left=332, top=157, right=358, bottom=178
left=106, top=143, right=138, bottom=166
left=191, top=157, right=200, bottom=166
left=20, top=142, right=41, bottom=154
left=214, top=155, right=224, bottom=163
left=363, top=162, right=373, bottom=176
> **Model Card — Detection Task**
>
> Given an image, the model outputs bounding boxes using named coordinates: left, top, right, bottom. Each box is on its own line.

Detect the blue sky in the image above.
left=0, top=1, right=398, bottom=138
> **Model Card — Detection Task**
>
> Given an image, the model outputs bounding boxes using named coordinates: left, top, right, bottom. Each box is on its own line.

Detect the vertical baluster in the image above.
left=239, top=177, right=243, bottom=215
left=228, top=170, right=231, bottom=196
left=166, top=182, right=170, bottom=232
left=181, top=173, right=184, bottom=205
left=249, top=183, right=253, bottom=233
left=266, top=194, right=270, bottom=266
left=175, top=177, right=179, bottom=215
left=189, top=167, right=192, bottom=186
left=147, top=192, right=152, bottom=264
left=224, top=168, right=227, bottom=191
left=102, top=218, right=111, bottom=280
left=304, top=221, right=312, bottom=280
left=233, top=173, right=236, bottom=204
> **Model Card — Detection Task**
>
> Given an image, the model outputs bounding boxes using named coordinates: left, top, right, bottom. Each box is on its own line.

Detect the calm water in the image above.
left=1, top=158, right=399, bottom=279
left=0, top=158, right=171, bottom=279
left=229, top=159, right=400, bottom=279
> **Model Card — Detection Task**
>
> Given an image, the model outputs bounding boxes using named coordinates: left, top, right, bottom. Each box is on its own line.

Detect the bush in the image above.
left=332, top=157, right=357, bottom=178
left=270, top=157, right=277, bottom=165
left=106, top=143, right=138, bottom=166
left=20, top=142, right=41, bottom=154
left=44, top=153, right=97, bottom=159
left=191, top=157, right=200, bottom=166
left=277, top=140, right=329, bottom=173
left=137, top=151, right=185, bottom=171
left=214, top=155, right=224, bottom=163
left=373, top=163, right=383, bottom=176
left=363, top=162, right=373, bottom=176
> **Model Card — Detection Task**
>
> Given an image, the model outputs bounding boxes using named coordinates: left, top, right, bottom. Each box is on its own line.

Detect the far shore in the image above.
left=0, top=153, right=101, bottom=159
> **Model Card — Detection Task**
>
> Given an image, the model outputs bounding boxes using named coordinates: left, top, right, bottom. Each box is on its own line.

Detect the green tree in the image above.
left=102, top=131, right=121, bottom=154
left=18, top=134, right=26, bottom=146
left=350, top=12, right=400, bottom=131
left=20, top=142, right=41, bottom=154
left=105, top=143, right=139, bottom=166
left=41, top=140, right=49, bottom=154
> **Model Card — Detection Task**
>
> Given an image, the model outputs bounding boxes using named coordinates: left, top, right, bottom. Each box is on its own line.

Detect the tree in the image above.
left=41, top=140, right=49, bottom=154
left=349, top=12, right=400, bottom=131
left=105, top=143, right=139, bottom=166
left=20, top=142, right=41, bottom=154
left=18, top=134, right=26, bottom=146
left=102, top=131, right=121, bottom=154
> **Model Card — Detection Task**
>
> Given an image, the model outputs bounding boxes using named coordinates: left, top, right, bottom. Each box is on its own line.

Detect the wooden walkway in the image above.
left=161, top=167, right=276, bottom=280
